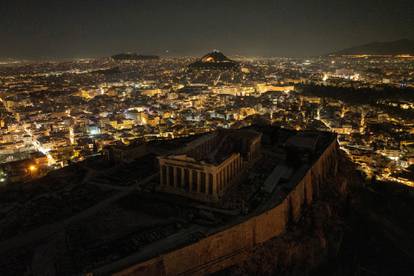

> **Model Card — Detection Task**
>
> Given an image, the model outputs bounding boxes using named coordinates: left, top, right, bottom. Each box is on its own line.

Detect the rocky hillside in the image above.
left=220, top=153, right=414, bottom=276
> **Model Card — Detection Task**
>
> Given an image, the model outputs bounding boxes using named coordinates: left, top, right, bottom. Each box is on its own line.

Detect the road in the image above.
left=0, top=97, right=56, bottom=165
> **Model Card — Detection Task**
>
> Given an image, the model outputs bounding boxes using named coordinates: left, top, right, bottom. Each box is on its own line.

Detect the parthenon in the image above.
left=158, top=129, right=261, bottom=202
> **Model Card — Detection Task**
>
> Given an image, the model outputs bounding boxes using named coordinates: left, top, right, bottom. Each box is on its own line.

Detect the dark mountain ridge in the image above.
left=330, top=39, right=414, bottom=56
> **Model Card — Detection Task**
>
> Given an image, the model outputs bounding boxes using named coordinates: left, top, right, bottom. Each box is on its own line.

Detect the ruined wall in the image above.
left=254, top=199, right=288, bottom=244
left=163, top=220, right=254, bottom=275
left=113, top=139, right=339, bottom=276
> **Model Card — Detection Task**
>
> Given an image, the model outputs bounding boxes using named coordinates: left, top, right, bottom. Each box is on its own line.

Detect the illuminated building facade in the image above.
left=158, top=129, right=261, bottom=202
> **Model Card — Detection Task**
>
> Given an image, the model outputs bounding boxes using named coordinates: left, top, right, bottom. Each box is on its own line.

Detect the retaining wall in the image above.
left=113, top=139, right=339, bottom=276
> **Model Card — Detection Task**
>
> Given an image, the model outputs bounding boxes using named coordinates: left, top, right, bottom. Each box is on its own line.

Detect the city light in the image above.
left=0, top=2, right=413, bottom=275
left=0, top=50, right=413, bottom=190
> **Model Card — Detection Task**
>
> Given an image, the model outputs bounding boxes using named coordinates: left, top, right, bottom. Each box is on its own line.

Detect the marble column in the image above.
left=166, top=166, right=170, bottom=186
left=222, top=168, right=225, bottom=187
left=173, top=167, right=178, bottom=187
left=211, top=173, right=216, bottom=195
left=180, top=167, right=184, bottom=188
left=189, top=169, right=193, bottom=192
left=197, top=171, right=201, bottom=192
left=216, top=172, right=220, bottom=192
left=160, top=165, right=165, bottom=186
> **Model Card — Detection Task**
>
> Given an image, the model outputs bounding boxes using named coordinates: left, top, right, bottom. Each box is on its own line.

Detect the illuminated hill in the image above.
left=189, top=50, right=239, bottom=70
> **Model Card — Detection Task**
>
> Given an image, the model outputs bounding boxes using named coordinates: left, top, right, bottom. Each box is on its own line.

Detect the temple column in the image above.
left=169, top=166, right=173, bottom=187
left=221, top=169, right=225, bottom=189
left=220, top=171, right=223, bottom=190
left=197, top=171, right=201, bottom=192
left=235, top=159, right=238, bottom=174
left=201, top=172, right=206, bottom=194
left=180, top=167, right=184, bottom=188
left=172, top=166, right=176, bottom=188
left=176, top=167, right=180, bottom=188
left=211, top=172, right=217, bottom=196
left=194, top=170, right=199, bottom=192
left=216, top=172, right=220, bottom=193
left=160, top=165, right=165, bottom=186
left=169, top=166, right=173, bottom=186
left=164, top=166, right=168, bottom=186
left=226, top=166, right=229, bottom=183
left=189, top=169, right=193, bottom=192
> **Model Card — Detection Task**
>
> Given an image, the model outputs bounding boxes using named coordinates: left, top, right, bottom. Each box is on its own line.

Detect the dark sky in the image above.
left=1, top=0, right=413, bottom=59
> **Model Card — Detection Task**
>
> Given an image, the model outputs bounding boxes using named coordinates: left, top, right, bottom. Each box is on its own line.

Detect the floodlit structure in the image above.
left=158, top=129, right=261, bottom=201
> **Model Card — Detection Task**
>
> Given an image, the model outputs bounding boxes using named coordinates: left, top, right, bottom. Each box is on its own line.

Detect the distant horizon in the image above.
left=0, top=37, right=413, bottom=62
left=1, top=0, right=413, bottom=60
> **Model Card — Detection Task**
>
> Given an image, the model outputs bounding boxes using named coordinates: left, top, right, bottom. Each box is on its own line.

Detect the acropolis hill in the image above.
left=0, top=126, right=342, bottom=275
left=100, top=125, right=340, bottom=275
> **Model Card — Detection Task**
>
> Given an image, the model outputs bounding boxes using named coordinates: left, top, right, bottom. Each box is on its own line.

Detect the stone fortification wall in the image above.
left=112, top=139, right=339, bottom=276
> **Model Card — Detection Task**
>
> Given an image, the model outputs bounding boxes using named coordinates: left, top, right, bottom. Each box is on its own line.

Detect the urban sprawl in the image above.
left=0, top=53, right=413, bottom=187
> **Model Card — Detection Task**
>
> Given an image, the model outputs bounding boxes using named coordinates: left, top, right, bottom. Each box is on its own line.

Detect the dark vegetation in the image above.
left=299, top=84, right=414, bottom=120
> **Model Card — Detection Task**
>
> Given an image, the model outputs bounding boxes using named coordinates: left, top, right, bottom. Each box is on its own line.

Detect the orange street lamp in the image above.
left=29, top=165, right=38, bottom=173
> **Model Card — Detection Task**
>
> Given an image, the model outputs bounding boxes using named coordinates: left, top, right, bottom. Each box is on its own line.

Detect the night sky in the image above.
left=1, top=0, right=413, bottom=59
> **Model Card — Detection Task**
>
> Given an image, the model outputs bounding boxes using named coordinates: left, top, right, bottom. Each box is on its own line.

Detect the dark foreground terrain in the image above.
left=219, top=153, right=414, bottom=276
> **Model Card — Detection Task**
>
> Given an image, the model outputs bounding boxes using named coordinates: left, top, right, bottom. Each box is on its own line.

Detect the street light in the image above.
left=29, top=165, right=38, bottom=174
